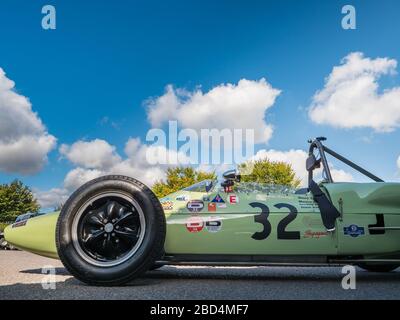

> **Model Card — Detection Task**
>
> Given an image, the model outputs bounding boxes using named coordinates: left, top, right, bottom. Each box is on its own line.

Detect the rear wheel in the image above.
left=56, top=175, right=166, bottom=286
left=358, top=263, right=399, bottom=272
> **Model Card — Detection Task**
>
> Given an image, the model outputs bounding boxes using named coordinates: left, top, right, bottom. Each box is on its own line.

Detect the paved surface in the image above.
left=1, top=251, right=400, bottom=299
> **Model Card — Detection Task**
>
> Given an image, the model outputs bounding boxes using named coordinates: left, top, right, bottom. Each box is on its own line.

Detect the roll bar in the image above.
left=307, top=137, right=384, bottom=185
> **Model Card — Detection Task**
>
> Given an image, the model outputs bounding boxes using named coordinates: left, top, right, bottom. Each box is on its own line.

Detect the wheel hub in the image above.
left=104, top=222, right=114, bottom=233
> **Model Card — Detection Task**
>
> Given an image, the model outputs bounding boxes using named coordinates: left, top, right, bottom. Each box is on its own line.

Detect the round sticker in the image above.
left=186, top=200, right=204, bottom=213
left=205, top=216, right=222, bottom=233
left=186, top=216, right=204, bottom=233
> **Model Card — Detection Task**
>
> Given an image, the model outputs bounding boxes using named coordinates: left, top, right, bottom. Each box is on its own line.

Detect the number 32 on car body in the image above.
left=250, top=202, right=300, bottom=241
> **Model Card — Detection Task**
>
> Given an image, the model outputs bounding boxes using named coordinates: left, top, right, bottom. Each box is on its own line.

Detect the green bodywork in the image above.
left=4, top=181, right=400, bottom=261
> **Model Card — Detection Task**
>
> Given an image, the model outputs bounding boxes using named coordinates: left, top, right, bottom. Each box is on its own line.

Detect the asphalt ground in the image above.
left=1, top=251, right=400, bottom=300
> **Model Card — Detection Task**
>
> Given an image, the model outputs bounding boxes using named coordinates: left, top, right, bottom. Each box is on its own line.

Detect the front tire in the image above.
left=56, top=175, right=166, bottom=286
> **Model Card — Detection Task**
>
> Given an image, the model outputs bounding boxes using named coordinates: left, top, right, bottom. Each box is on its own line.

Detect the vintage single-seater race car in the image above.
left=4, top=137, right=400, bottom=285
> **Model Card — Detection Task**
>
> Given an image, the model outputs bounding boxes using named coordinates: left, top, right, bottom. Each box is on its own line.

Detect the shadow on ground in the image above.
left=1, top=266, right=399, bottom=300
left=19, top=265, right=400, bottom=283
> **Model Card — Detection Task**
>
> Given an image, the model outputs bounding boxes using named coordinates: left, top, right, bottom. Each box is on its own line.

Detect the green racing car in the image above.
left=4, top=137, right=400, bottom=285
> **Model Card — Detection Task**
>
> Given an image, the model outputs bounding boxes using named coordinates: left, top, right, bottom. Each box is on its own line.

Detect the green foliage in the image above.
left=239, top=158, right=301, bottom=188
left=152, top=167, right=216, bottom=198
left=0, top=180, right=40, bottom=223
left=0, top=222, right=8, bottom=232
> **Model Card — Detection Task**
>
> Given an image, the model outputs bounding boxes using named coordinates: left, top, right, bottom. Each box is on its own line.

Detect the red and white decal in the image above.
left=229, top=194, right=239, bottom=204
left=303, top=230, right=328, bottom=239
left=208, top=203, right=216, bottom=212
left=186, top=216, right=204, bottom=233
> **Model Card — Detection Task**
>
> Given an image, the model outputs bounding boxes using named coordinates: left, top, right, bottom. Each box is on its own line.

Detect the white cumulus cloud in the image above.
left=309, top=52, right=400, bottom=132
left=63, top=167, right=104, bottom=191
left=34, top=188, right=69, bottom=209
left=41, top=138, right=191, bottom=208
left=146, top=79, right=281, bottom=144
left=0, top=68, right=56, bottom=174
left=59, top=139, right=121, bottom=170
left=330, top=169, right=354, bottom=183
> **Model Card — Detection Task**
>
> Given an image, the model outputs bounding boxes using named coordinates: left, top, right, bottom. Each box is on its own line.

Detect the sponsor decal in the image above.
left=161, top=200, right=173, bottom=211
left=186, top=216, right=204, bottom=233
left=229, top=194, right=239, bottom=204
left=344, top=224, right=365, bottom=237
left=211, top=194, right=225, bottom=203
left=303, top=230, right=329, bottom=239
left=175, top=194, right=189, bottom=201
left=12, top=220, right=27, bottom=228
left=208, top=202, right=216, bottom=212
left=205, top=217, right=222, bottom=233
left=211, top=194, right=226, bottom=208
left=297, top=196, right=319, bottom=210
left=186, top=200, right=204, bottom=213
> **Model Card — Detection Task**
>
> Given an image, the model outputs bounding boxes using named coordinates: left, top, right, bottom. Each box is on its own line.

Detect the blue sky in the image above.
left=0, top=0, right=400, bottom=207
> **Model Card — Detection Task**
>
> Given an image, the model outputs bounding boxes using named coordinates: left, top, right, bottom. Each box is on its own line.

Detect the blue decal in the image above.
left=211, top=194, right=225, bottom=203
left=344, top=224, right=365, bottom=238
